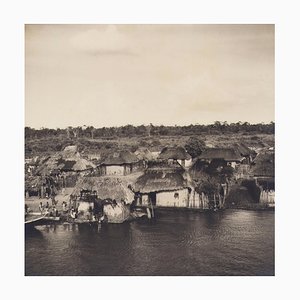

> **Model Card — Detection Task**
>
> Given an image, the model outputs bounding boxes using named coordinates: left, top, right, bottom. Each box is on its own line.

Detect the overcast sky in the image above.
left=25, top=24, right=274, bottom=129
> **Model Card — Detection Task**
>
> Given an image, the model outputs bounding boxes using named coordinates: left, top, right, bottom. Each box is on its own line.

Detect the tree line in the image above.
left=25, top=121, right=274, bottom=140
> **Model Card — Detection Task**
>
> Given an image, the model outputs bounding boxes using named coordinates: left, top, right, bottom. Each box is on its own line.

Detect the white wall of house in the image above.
left=141, top=194, right=149, bottom=205
left=78, top=201, right=93, bottom=212
left=156, top=189, right=189, bottom=207
left=227, top=161, right=238, bottom=169
left=106, top=165, right=125, bottom=176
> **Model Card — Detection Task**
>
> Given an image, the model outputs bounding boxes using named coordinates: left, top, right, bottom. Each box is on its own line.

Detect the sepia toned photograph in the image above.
left=25, top=24, right=274, bottom=276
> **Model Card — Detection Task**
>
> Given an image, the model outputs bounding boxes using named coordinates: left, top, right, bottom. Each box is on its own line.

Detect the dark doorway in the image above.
left=149, top=192, right=157, bottom=206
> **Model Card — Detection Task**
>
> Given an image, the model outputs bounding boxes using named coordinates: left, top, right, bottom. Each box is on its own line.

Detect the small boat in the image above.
left=25, top=213, right=47, bottom=226
left=25, top=212, right=61, bottom=222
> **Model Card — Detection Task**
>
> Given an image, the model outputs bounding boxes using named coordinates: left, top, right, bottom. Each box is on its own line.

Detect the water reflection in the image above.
left=25, top=210, right=274, bottom=276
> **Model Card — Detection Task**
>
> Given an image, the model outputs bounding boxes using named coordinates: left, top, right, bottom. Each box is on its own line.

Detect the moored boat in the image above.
left=25, top=213, right=47, bottom=226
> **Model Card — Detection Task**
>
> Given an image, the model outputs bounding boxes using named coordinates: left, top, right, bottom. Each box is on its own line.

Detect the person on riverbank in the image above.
left=62, top=201, right=68, bottom=213
left=39, top=202, right=44, bottom=215
left=53, top=206, right=58, bottom=217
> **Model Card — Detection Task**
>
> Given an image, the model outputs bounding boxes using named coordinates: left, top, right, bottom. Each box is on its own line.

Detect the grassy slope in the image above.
left=25, top=132, right=275, bottom=157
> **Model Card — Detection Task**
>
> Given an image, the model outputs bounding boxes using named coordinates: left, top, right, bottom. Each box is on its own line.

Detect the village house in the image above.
left=134, top=147, right=155, bottom=168
left=233, top=143, right=257, bottom=164
left=196, top=148, right=243, bottom=169
left=133, top=160, right=195, bottom=208
left=250, top=150, right=275, bottom=206
left=98, top=150, right=140, bottom=176
left=71, top=176, right=135, bottom=223
left=158, top=146, right=192, bottom=167
left=34, top=145, right=96, bottom=188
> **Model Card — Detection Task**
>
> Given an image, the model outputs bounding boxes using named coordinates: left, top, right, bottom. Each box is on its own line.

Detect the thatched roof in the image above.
left=198, top=148, right=242, bottom=162
left=101, top=150, right=139, bottom=165
left=133, top=161, right=193, bottom=193
left=134, top=147, right=155, bottom=161
left=146, top=160, right=184, bottom=172
left=60, top=158, right=96, bottom=171
left=134, top=172, right=190, bottom=193
left=25, top=175, right=56, bottom=189
left=35, top=146, right=96, bottom=175
left=158, top=146, right=191, bottom=160
left=250, top=151, right=274, bottom=177
left=72, top=176, right=135, bottom=203
left=62, top=145, right=79, bottom=158
left=233, top=143, right=256, bottom=157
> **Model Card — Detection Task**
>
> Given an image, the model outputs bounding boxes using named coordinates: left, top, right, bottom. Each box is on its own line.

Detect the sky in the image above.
left=25, top=24, right=274, bottom=129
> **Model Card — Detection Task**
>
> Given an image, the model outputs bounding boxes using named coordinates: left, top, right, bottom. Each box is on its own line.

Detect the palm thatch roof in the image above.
left=233, top=143, right=256, bottom=157
left=71, top=176, right=135, bottom=203
left=134, top=147, right=155, bottom=161
left=250, top=151, right=274, bottom=177
left=158, top=146, right=191, bottom=160
left=35, top=146, right=96, bottom=175
left=100, top=150, right=139, bottom=165
left=133, top=160, right=193, bottom=193
left=25, top=175, right=56, bottom=189
left=60, top=158, right=96, bottom=171
left=198, top=148, right=242, bottom=162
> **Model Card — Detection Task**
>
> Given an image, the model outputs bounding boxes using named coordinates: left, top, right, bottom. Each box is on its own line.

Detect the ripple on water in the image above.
left=25, top=210, right=274, bottom=276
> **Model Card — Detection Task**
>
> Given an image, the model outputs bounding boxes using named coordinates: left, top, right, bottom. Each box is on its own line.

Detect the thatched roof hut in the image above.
left=158, top=146, right=191, bottom=161
left=72, top=176, right=135, bottom=203
left=250, top=151, right=274, bottom=177
left=35, top=146, right=96, bottom=175
left=198, top=148, right=242, bottom=162
left=100, top=150, right=139, bottom=166
left=233, top=143, right=256, bottom=157
left=133, top=160, right=193, bottom=193
left=134, top=147, right=155, bottom=161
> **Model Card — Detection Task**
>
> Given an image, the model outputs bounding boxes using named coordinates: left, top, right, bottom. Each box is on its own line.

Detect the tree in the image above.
left=184, top=137, right=206, bottom=158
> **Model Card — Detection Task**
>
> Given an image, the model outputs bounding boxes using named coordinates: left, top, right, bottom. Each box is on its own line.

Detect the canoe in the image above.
left=25, top=213, right=47, bottom=225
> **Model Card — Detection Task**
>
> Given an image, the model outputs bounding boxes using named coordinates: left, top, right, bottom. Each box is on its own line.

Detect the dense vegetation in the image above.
left=25, top=122, right=275, bottom=157
left=25, top=122, right=274, bottom=140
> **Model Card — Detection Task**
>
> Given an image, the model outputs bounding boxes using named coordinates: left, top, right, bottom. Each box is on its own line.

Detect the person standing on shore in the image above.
left=39, top=202, right=44, bottom=215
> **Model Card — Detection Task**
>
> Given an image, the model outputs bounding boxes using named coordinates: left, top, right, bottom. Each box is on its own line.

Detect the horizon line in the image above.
left=25, top=121, right=275, bottom=130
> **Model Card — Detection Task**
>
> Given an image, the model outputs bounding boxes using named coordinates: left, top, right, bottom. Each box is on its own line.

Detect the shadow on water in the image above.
left=25, top=226, right=44, bottom=239
left=202, top=210, right=226, bottom=229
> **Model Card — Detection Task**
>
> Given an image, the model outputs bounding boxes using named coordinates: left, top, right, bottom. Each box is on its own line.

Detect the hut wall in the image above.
left=141, top=194, right=149, bottom=205
left=156, top=189, right=189, bottom=207
left=227, top=161, right=238, bottom=169
left=124, top=164, right=132, bottom=175
left=106, top=165, right=125, bottom=176
left=78, top=201, right=94, bottom=212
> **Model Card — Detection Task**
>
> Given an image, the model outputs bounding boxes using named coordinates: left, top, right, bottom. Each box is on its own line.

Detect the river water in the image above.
left=25, top=209, right=274, bottom=276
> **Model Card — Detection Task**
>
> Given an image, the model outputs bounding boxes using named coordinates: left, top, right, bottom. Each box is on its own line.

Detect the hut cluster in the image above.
left=25, top=142, right=275, bottom=214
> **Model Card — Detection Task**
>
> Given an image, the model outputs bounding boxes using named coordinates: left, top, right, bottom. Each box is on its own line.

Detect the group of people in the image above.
left=38, top=200, right=59, bottom=217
